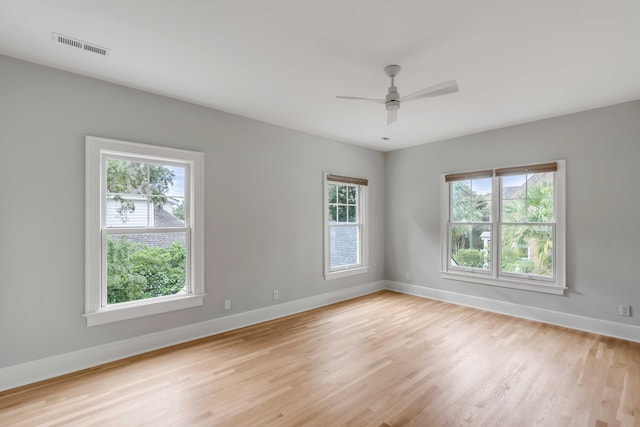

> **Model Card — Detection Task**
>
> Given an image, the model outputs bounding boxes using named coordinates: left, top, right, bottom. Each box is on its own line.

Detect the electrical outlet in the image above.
left=224, top=299, right=230, bottom=310
left=273, top=290, right=279, bottom=300
left=405, top=272, right=411, bottom=281
left=619, top=304, right=631, bottom=317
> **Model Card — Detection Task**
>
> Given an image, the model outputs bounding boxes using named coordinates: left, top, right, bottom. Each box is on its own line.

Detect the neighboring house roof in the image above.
left=127, top=204, right=186, bottom=249
left=154, top=205, right=184, bottom=228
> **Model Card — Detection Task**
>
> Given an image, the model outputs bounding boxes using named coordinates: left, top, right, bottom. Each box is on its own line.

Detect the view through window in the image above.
left=443, top=161, right=565, bottom=293
left=105, top=159, right=188, bottom=304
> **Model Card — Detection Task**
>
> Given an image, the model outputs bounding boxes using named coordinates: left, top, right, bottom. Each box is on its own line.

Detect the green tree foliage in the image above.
left=106, top=159, right=175, bottom=222
left=107, top=237, right=186, bottom=304
left=452, top=249, right=486, bottom=268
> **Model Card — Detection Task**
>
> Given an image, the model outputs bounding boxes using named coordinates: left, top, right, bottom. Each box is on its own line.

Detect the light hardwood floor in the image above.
left=1, top=291, right=639, bottom=426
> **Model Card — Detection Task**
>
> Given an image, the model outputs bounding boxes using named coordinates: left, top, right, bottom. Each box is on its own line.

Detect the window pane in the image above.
left=450, top=224, right=492, bottom=270
left=328, top=184, right=337, bottom=203
left=330, top=226, right=359, bottom=268
left=347, top=186, right=356, bottom=204
left=338, top=206, right=347, bottom=222
left=329, top=205, right=337, bottom=223
left=502, top=199, right=526, bottom=223
left=165, top=165, right=185, bottom=198
left=170, top=198, right=186, bottom=225
left=347, top=205, right=357, bottom=223
left=106, top=232, right=187, bottom=304
left=106, top=196, right=152, bottom=227
left=451, top=201, right=470, bottom=222
left=502, top=174, right=526, bottom=198
left=526, top=173, right=553, bottom=199
left=106, top=159, right=145, bottom=194
left=337, top=185, right=347, bottom=204
left=472, top=178, right=492, bottom=198
left=451, top=179, right=491, bottom=222
left=501, top=224, right=553, bottom=277
left=155, top=200, right=185, bottom=227
left=452, top=180, right=470, bottom=205
left=527, top=198, right=554, bottom=222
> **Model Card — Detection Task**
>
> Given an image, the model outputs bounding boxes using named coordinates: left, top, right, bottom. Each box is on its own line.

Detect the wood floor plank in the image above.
left=1, top=290, right=639, bottom=426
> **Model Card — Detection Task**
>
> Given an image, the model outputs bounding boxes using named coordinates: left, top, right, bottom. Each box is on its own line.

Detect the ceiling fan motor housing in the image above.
left=386, top=86, right=400, bottom=111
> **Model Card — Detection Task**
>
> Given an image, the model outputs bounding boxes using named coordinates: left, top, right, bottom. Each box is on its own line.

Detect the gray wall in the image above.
left=2, top=52, right=639, bottom=371
left=0, top=55, right=385, bottom=367
left=385, top=100, right=640, bottom=326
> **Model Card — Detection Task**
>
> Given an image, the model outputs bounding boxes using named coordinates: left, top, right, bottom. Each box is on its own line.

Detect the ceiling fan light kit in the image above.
left=337, top=64, right=459, bottom=126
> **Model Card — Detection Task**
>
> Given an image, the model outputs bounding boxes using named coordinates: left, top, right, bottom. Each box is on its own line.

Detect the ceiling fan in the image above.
left=336, top=65, right=459, bottom=125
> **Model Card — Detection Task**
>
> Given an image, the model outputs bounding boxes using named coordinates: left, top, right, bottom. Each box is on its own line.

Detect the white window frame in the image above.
left=441, top=160, right=566, bottom=295
left=324, top=172, right=369, bottom=280
left=85, top=136, right=205, bottom=326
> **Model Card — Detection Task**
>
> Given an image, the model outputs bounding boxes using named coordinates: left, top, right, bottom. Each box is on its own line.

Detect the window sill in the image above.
left=84, top=294, right=206, bottom=327
left=325, top=266, right=369, bottom=281
left=441, top=271, right=566, bottom=295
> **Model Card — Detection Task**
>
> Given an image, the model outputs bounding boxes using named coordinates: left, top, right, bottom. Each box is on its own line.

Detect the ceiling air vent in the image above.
left=52, top=33, right=110, bottom=56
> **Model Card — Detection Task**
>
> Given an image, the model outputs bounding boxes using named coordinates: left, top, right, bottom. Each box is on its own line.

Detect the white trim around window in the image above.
left=323, top=172, right=369, bottom=280
left=85, top=136, right=205, bottom=326
left=440, top=160, right=566, bottom=295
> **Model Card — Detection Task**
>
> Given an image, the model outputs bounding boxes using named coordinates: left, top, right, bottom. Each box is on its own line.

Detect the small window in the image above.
left=85, top=136, right=204, bottom=326
left=442, top=161, right=566, bottom=294
left=324, top=173, right=369, bottom=280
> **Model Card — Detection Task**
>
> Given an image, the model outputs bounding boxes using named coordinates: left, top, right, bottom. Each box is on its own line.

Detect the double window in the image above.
left=85, top=136, right=204, bottom=326
left=441, top=161, right=565, bottom=294
left=324, top=173, right=369, bottom=279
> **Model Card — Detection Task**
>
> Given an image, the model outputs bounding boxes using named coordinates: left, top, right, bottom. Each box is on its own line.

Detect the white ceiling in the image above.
left=1, top=0, right=639, bottom=151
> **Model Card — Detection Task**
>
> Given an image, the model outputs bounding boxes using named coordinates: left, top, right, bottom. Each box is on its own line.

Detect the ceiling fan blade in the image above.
left=387, top=109, right=398, bottom=125
left=336, top=95, right=385, bottom=104
left=400, top=80, right=459, bottom=102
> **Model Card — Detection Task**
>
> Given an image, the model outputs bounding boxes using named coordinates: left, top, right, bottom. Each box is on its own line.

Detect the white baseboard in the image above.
left=0, top=280, right=385, bottom=392
left=386, top=280, right=640, bottom=343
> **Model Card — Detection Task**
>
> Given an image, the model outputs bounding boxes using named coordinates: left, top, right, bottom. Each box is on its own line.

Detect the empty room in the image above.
left=1, top=1, right=639, bottom=426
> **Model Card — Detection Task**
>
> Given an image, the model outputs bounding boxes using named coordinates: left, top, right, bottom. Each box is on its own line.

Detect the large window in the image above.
left=441, top=161, right=565, bottom=294
left=85, top=136, right=204, bottom=326
left=324, top=173, right=369, bottom=280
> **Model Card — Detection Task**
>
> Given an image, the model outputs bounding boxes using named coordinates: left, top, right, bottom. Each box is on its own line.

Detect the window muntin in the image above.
left=324, top=173, right=368, bottom=279
left=442, top=161, right=565, bottom=294
left=451, top=178, right=492, bottom=222
left=85, top=136, right=204, bottom=326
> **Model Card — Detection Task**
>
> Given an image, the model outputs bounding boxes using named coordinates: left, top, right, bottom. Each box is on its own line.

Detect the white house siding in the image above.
left=106, top=197, right=153, bottom=227
left=330, top=226, right=358, bottom=267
